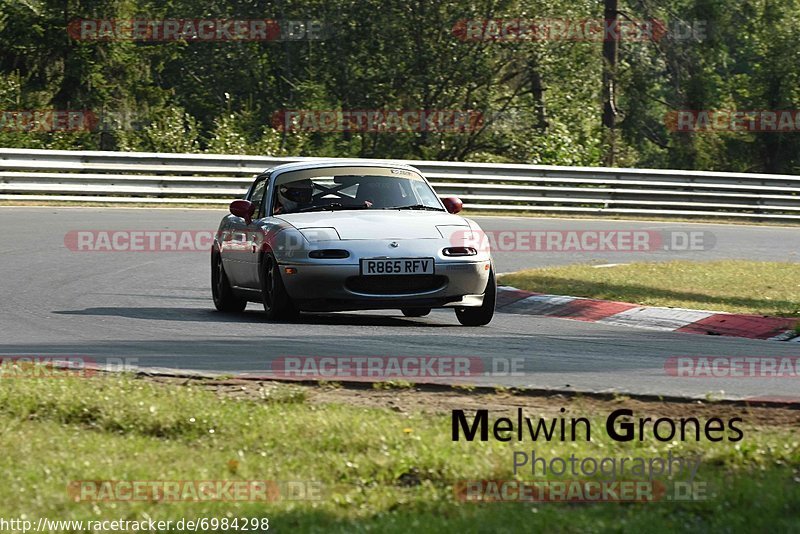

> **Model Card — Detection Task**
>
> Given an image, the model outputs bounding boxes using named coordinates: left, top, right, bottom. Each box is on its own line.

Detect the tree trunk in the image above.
left=601, top=0, right=619, bottom=166
left=531, top=65, right=548, bottom=130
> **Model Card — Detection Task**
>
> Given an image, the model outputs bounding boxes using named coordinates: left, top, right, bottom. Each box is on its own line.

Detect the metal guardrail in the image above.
left=1, top=148, right=799, bottom=221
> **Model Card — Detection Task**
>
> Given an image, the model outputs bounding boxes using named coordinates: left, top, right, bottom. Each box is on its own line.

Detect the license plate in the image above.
left=360, top=258, right=435, bottom=276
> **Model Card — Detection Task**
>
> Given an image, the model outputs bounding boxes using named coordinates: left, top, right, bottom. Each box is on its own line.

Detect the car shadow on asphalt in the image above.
left=52, top=307, right=455, bottom=327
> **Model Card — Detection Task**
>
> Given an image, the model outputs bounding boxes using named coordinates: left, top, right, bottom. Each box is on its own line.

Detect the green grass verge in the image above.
left=499, top=260, right=800, bottom=317
left=0, top=375, right=798, bottom=532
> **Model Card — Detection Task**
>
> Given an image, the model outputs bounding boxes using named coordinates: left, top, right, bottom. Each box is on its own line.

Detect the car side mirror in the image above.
left=230, top=199, right=256, bottom=224
left=442, top=196, right=463, bottom=214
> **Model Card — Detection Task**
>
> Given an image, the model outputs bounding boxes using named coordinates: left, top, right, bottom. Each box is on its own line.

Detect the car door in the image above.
left=223, top=174, right=269, bottom=288
left=241, top=176, right=273, bottom=289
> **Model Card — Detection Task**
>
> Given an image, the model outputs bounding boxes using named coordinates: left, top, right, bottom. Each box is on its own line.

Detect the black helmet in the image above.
left=278, top=179, right=314, bottom=210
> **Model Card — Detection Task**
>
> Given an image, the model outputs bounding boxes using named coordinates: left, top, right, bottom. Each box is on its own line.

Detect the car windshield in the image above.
left=271, top=166, right=444, bottom=215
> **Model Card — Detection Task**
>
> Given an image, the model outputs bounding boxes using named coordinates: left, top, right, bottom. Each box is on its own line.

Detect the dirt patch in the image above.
left=141, top=375, right=800, bottom=427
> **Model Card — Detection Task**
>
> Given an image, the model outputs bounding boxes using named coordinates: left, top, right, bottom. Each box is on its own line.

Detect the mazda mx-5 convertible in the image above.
left=211, top=161, right=495, bottom=326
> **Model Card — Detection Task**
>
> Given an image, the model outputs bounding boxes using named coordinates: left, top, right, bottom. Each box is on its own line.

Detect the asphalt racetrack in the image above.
left=1, top=207, right=798, bottom=401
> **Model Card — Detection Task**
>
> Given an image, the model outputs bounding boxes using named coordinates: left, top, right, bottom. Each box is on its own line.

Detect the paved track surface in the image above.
left=1, top=207, right=798, bottom=401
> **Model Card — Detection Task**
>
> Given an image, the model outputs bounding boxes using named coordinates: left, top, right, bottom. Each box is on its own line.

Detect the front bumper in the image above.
left=279, top=259, right=491, bottom=312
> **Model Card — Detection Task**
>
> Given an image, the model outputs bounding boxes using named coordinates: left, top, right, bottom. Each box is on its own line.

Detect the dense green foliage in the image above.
left=1, top=0, right=799, bottom=173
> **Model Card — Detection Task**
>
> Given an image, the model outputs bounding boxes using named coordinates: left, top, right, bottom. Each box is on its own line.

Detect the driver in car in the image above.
left=275, top=177, right=381, bottom=213
left=274, top=179, right=314, bottom=214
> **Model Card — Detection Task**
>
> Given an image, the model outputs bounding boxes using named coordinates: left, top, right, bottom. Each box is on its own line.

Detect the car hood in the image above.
left=275, top=210, right=468, bottom=239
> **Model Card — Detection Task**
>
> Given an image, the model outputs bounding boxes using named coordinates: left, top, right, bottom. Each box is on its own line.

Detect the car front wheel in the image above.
left=260, top=251, right=299, bottom=321
left=212, top=249, right=247, bottom=312
left=455, top=267, right=496, bottom=326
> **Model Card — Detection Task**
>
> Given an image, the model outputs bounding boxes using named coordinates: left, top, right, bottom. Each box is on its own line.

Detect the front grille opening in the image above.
left=345, top=275, right=448, bottom=295
left=443, top=246, right=478, bottom=256
left=309, top=249, right=350, bottom=259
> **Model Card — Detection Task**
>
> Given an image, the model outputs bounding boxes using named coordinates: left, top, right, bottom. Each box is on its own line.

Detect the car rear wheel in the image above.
left=401, top=308, right=431, bottom=317
left=455, top=267, right=496, bottom=326
left=212, top=250, right=247, bottom=312
left=260, top=251, right=299, bottom=320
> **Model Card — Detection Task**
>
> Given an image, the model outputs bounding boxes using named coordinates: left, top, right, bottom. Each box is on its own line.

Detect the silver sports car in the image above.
left=211, top=161, right=495, bottom=326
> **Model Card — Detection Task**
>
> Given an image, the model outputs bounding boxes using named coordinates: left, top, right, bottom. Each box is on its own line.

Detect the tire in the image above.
left=455, top=267, right=496, bottom=326
left=212, top=249, right=247, bottom=312
left=401, top=308, right=431, bottom=317
left=260, top=251, right=299, bottom=320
